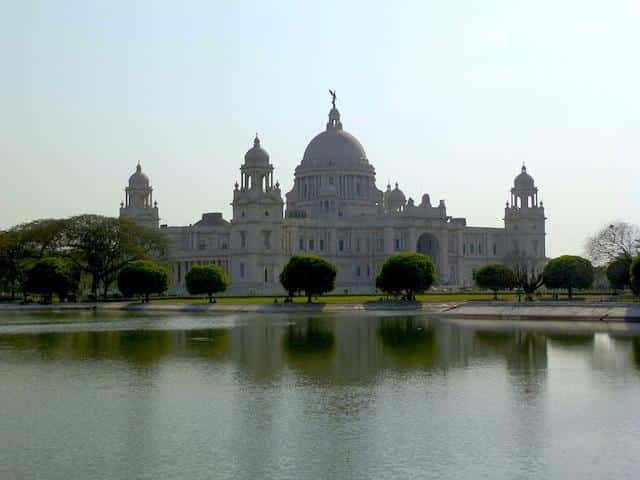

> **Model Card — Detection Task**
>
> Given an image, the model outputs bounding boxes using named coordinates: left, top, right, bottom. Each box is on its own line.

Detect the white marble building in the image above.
left=119, top=98, right=547, bottom=294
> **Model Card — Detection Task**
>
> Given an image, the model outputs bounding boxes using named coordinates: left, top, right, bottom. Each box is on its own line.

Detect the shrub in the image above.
left=279, top=255, right=337, bottom=303
left=473, top=264, right=515, bottom=300
left=117, top=260, right=169, bottom=303
left=631, top=255, right=640, bottom=296
left=25, top=257, right=80, bottom=303
left=375, top=252, right=436, bottom=301
left=543, top=255, right=594, bottom=299
left=606, top=258, right=631, bottom=291
left=185, top=265, right=229, bottom=303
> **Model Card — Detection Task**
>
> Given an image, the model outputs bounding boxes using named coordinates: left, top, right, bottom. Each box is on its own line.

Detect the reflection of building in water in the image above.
left=119, top=95, right=548, bottom=294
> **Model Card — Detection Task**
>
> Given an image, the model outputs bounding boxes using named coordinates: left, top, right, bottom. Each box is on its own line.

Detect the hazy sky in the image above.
left=1, top=0, right=638, bottom=257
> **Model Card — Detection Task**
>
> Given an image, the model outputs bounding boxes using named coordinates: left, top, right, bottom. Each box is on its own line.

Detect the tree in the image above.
left=473, top=264, right=515, bottom=300
left=66, top=215, right=168, bottom=299
left=606, top=257, right=632, bottom=291
left=279, top=255, right=337, bottom=303
left=117, top=260, right=169, bottom=303
left=0, top=230, right=34, bottom=301
left=25, top=257, right=80, bottom=303
left=503, top=251, right=544, bottom=300
left=543, top=255, right=594, bottom=299
left=185, top=264, right=229, bottom=303
left=631, top=255, right=640, bottom=297
left=375, top=252, right=436, bottom=301
left=586, top=222, right=640, bottom=266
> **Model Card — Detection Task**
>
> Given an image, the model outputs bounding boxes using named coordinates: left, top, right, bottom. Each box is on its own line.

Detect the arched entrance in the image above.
left=416, top=232, right=439, bottom=278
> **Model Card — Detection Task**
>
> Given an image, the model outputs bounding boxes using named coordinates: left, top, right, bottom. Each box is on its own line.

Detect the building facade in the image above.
left=119, top=98, right=547, bottom=294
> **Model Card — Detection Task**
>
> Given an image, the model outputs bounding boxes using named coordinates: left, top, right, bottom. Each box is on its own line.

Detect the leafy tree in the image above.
left=117, top=260, right=169, bottom=303
left=279, top=255, right=337, bottom=303
left=66, top=215, right=168, bottom=299
left=11, top=218, right=69, bottom=258
left=375, top=252, right=436, bottom=301
left=606, top=257, right=632, bottom=291
left=25, top=257, right=80, bottom=303
left=185, top=264, right=229, bottom=303
left=587, top=222, right=640, bottom=266
left=0, top=231, right=34, bottom=301
left=473, top=264, right=515, bottom=300
left=543, top=255, right=594, bottom=299
left=631, top=255, right=640, bottom=296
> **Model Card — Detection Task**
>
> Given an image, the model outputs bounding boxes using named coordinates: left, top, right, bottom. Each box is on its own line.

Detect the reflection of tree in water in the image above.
left=0, top=329, right=175, bottom=368
left=474, top=330, right=547, bottom=398
left=282, top=318, right=336, bottom=369
left=0, top=332, right=66, bottom=359
left=183, top=329, right=229, bottom=361
left=376, top=317, right=437, bottom=369
left=546, top=333, right=594, bottom=351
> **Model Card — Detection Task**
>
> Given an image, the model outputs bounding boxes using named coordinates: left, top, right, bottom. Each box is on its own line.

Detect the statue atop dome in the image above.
left=329, top=89, right=337, bottom=109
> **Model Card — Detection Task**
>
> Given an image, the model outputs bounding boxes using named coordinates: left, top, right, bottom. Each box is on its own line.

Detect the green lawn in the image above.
left=147, top=291, right=640, bottom=305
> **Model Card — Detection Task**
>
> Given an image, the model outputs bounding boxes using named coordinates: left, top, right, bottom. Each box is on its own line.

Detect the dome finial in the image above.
left=329, top=89, right=337, bottom=109
left=136, top=161, right=142, bottom=172
left=254, top=132, right=260, bottom=147
left=522, top=162, right=526, bottom=173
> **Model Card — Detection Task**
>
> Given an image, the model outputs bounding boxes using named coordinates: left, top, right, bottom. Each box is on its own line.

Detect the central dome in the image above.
left=300, top=105, right=368, bottom=168
left=302, top=129, right=368, bottom=167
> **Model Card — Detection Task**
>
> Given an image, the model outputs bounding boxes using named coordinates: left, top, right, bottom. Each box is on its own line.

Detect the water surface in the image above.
left=1, top=311, right=639, bottom=479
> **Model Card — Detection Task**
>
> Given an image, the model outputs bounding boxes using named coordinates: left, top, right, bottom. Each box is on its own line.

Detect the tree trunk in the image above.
left=102, top=281, right=109, bottom=301
left=493, top=290, right=498, bottom=300
left=568, top=286, right=573, bottom=299
left=208, top=293, right=213, bottom=304
left=307, top=291, right=312, bottom=303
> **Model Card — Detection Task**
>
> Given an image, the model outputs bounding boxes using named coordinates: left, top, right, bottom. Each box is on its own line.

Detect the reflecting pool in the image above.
left=1, top=311, right=639, bottom=479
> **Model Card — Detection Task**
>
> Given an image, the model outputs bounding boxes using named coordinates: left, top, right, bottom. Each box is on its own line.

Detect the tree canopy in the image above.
left=631, top=255, right=640, bottom=296
left=473, top=264, right=515, bottom=299
left=117, top=260, right=169, bottom=302
left=375, top=252, right=436, bottom=301
left=606, top=257, right=631, bottom=291
left=185, top=264, right=229, bottom=303
left=65, top=215, right=168, bottom=299
left=25, top=257, right=80, bottom=303
left=586, top=222, right=640, bottom=266
left=543, top=255, right=594, bottom=298
left=279, top=255, right=337, bottom=303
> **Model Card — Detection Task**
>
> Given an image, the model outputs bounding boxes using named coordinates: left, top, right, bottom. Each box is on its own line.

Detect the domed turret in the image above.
left=384, top=182, right=406, bottom=213
left=509, top=164, right=539, bottom=210
left=514, top=165, right=534, bottom=190
left=128, top=163, right=150, bottom=188
left=120, top=163, right=159, bottom=229
left=244, top=135, right=270, bottom=167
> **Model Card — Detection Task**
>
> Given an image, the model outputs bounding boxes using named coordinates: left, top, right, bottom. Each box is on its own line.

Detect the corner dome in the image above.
left=129, top=163, right=150, bottom=188
left=244, top=135, right=270, bottom=167
left=514, top=165, right=534, bottom=190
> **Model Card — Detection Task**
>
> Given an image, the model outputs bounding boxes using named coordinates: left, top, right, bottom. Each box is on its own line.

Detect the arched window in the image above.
left=264, top=268, right=268, bottom=283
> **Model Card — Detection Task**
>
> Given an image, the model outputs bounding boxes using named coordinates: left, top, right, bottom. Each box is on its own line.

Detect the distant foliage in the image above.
left=185, top=265, right=229, bottom=303
left=279, top=255, right=337, bottom=303
left=631, top=255, right=640, bottom=296
left=375, top=253, right=436, bottom=301
left=543, top=255, right=594, bottom=298
left=586, top=222, right=640, bottom=266
left=606, top=258, right=631, bottom=290
left=117, top=260, right=169, bottom=303
left=473, top=264, right=515, bottom=300
left=25, top=257, right=80, bottom=303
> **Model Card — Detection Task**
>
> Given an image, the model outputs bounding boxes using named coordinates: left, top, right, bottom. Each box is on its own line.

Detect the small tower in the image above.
left=231, top=135, right=284, bottom=290
left=119, top=163, right=160, bottom=229
left=504, top=164, right=546, bottom=259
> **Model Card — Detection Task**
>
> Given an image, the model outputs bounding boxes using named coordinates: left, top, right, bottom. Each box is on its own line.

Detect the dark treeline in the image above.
left=0, top=215, right=168, bottom=302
